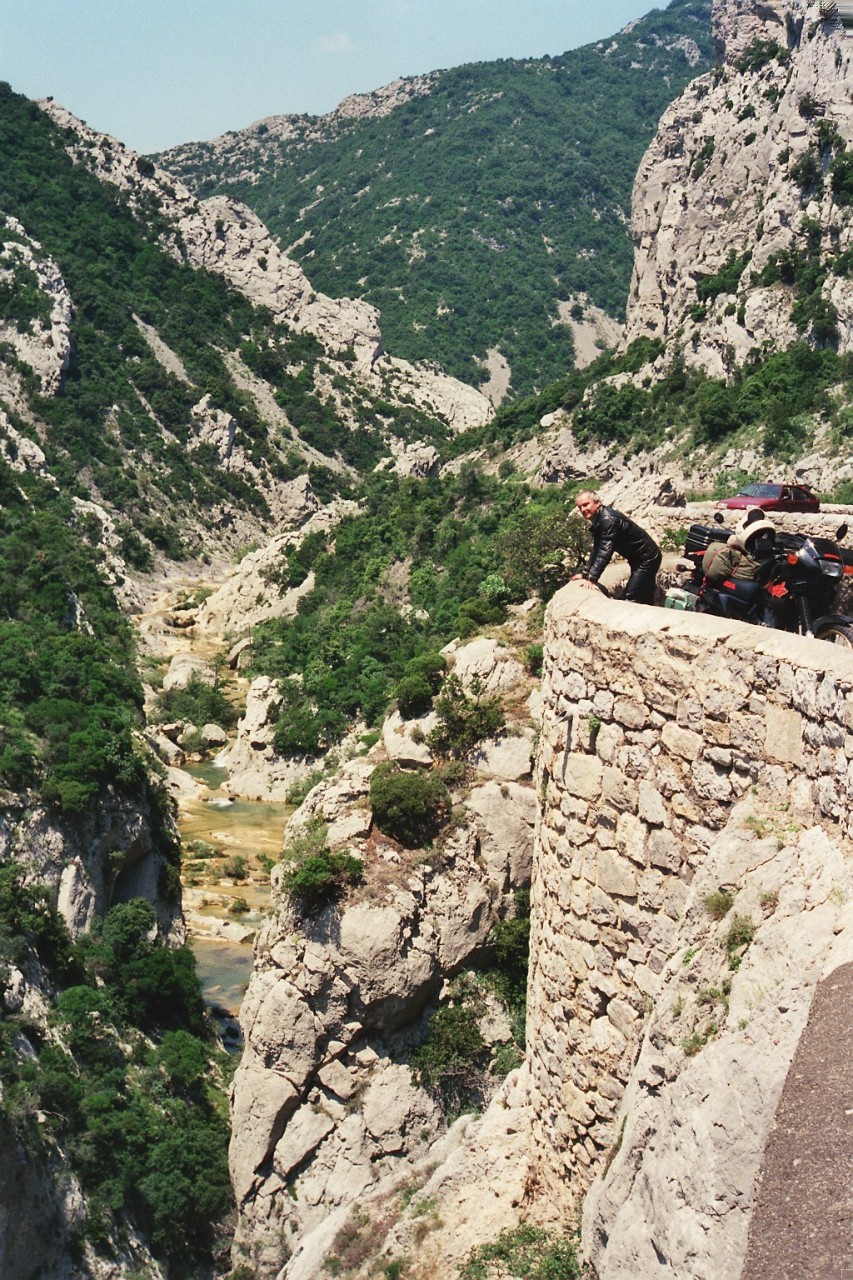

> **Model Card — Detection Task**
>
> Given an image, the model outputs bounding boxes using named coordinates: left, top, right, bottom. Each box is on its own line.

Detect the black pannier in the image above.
left=684, top=523, right=734, bottom=557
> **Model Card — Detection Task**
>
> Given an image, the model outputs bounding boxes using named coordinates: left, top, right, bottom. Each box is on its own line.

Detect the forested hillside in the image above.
left=0, top=456, right=235, bottom=1276
left=159, top=0, right=714, bottom=396
left=0, top=86, right=480, bottom=565
left=0, top=3, right=851, bottom=1273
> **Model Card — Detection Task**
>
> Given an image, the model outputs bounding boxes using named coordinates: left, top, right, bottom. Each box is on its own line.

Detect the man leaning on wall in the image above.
left=572, top=490, right=662, bottom=604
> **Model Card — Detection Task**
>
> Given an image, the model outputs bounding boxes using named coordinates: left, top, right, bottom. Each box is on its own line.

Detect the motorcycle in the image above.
left=677, top=515, right=853, bottom=646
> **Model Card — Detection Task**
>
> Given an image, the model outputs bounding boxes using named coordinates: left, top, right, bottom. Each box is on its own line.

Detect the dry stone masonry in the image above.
left=527, top=584, right=853, bottom=1254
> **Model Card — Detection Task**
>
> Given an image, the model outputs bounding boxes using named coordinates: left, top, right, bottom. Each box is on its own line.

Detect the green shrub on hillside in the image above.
left=487, top=888, right=531, bottom=1014
left=369, top=762, right=451, bottom=847
left=410, top=998, right=490, bottom=1115
left=281, top=848, right=364, bottom=910
left=154, top=671, right=239, bottom=732
left=427, top=675, right=505, bottom=760
left=695, top=249, right=751, bottom=303
left=279, top=817, right=363, bottom=909
left=734, top=38, right=788, bottom=73
left=394, top=651, right=447, bottom=720
left=0, top=465, right=145, bottom=810
left=0, top=862, right=73, bottom=976
left=459, top=1224, right=581, bottom=1280
left=831, top=151, right=853, bottom=206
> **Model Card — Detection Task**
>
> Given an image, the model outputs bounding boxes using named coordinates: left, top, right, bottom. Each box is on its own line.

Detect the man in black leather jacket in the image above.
left=572, top=490, right=661, bottom=604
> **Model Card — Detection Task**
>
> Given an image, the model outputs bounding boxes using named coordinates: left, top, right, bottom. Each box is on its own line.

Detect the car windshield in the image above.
left=738, top=484, right=779, bottom=498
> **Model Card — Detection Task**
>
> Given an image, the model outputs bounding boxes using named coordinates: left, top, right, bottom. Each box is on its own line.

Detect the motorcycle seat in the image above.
left=717, top=578, right=763, bottom=603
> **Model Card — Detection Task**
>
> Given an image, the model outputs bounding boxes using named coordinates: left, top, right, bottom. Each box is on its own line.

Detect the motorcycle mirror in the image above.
left=836, top=523, right=848, bottom=541
left=713, top=511, right=725, bottom=524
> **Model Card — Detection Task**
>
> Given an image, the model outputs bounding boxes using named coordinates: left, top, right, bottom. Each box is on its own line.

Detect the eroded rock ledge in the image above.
left=229, top=782, right=535, bottom=1278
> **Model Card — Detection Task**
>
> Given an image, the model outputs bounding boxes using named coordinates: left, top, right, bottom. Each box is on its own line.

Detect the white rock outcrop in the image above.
left=0, top=216, right=72, bottom=401
left=0, top=411, right=48, bottom=475
left=582, top=815, right=853, bottom=1280
left=161, top=652, right=215, bottom=692
left=445, top=636, right=526, bottom=696
left=624, top=0, right=853, bottom=374
left=0, top=782, right=183, bottom=942
left=215, top=676, right=307, bottom=802
left=381, top=708, right=437, bottom=766
left=471, top=728, right=535, bottom=781
left=197, top=496, right=358, bottom=637
left=229, top=761, right=535, bottom=1277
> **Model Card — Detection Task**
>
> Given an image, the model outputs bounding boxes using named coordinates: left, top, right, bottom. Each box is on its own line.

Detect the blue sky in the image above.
left=1, top=0, right=659, bottom=153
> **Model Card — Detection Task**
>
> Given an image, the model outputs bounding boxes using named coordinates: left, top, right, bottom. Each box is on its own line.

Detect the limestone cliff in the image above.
left=0, top=770, right=185, bottom=1280
left=229, top=777, right=535, bottom=1279
left=36, top=100, right=492, bottom=434
left=228, top=637, right=540, bottom=1278
left=0, top=215, right=72, bottom=405
left=625, top=0, right=853, bottom=375
left=0, top=775, right=182, bottom=942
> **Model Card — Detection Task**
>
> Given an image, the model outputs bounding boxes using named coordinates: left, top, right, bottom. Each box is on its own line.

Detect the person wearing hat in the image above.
left=702, top=508, right=776, bottom=582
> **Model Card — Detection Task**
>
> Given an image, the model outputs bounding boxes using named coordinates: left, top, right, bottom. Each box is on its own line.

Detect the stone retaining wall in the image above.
left=527, top=584, right=853, bottom=1205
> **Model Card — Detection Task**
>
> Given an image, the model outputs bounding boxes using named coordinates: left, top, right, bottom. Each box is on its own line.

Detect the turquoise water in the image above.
left=192, top=937, right=255, bottom=1015
left=185, top=761, right=230, bottom=790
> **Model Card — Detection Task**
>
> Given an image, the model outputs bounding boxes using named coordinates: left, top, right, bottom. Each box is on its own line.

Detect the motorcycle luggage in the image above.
left=684, top=523, right=734, bottom=556
left=664, top=588, right=695, bottom=611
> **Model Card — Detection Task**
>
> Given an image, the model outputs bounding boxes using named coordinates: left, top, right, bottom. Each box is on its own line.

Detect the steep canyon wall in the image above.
left=528, top=587, right=853, bottom=1277
left=625, top=0, right=853, bottom=376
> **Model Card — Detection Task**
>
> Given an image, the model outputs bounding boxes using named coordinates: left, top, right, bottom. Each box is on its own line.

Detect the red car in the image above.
left=715, top=482, right=820, bottom=513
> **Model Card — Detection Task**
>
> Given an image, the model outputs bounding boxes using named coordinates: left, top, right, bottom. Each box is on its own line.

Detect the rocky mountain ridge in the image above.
left=158, top=0, right=715, bottom=395
left=0, top=2, right=851, bottom=1277
left=218, top=3, right=853, bottom=1277
left=39, top=96, right=493, bottom=440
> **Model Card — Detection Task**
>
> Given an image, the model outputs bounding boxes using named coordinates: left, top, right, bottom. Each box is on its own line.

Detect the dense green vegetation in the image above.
left=250, top=470, right=590, bottom=754
left=456, top=339, right=853, bottom=460
left=0, top=880, right=231, bottom=1275
left=154, top=668, right=240, bottom=732
left=160, top=1, right=714, bottom=396
left=0, top=462, right=146, bottom=811
left=0, top=87, right=263, bottom=530
left=369, top=762, right=452, bottom=847
left=0, top=83, right=424, bottom=540
left=0, top=451, right=219, bottom=1271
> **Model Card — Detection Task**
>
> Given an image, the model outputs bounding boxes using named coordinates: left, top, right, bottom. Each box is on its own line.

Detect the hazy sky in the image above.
left=1, top=0, right=659, bottom=153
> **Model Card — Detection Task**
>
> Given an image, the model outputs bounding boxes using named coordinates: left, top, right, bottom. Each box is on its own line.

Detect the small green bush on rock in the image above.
left=279, top=819, right=363, bottom=910
left=369, top=762, right=451, bottom=847
left=459, top=1223, right=581, bottom=1280
left=410, top=1000, right=489, bottom=1116
left=394, top=651, right=447, bottom=719
left=426, top=675, right=505, bottom=759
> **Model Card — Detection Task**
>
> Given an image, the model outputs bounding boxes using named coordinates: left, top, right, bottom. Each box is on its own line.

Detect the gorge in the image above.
left=0, top=0, right=852, bottom=1278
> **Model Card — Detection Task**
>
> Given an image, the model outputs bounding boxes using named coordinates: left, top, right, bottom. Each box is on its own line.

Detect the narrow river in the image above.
left=134, top=575, right=294, bottom=1036
left=177, top=762, right=293, bottom=1038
